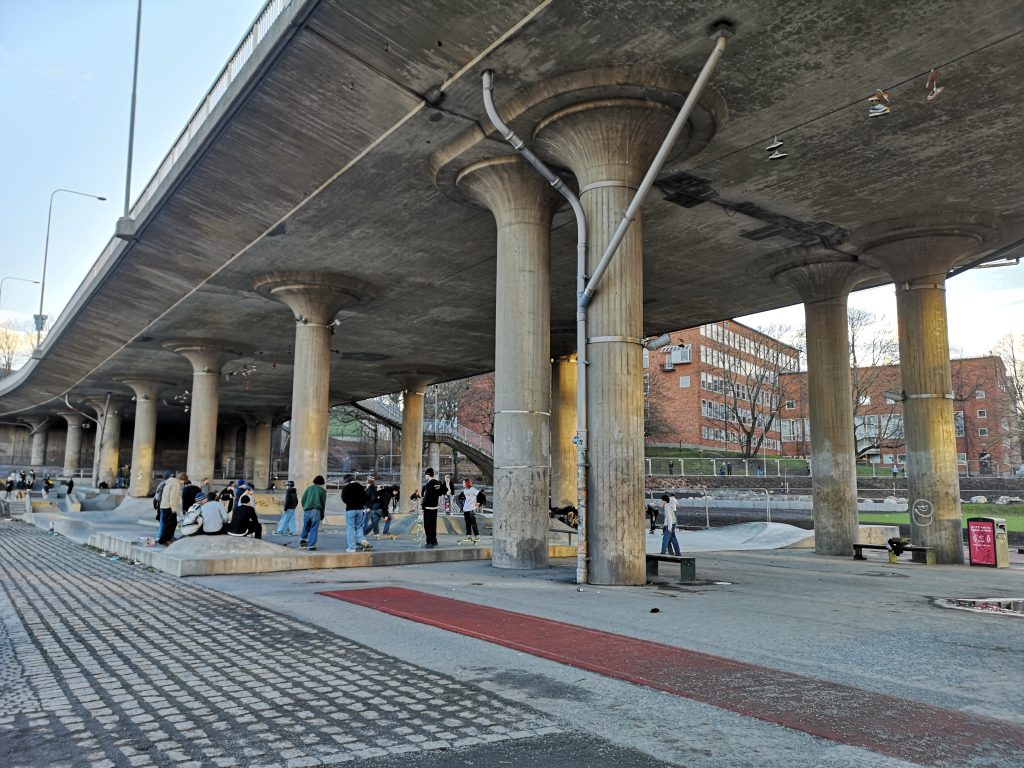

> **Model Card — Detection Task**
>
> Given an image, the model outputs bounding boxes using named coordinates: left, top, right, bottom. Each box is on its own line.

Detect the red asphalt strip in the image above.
left=321, top=586, right=1024, bottom=766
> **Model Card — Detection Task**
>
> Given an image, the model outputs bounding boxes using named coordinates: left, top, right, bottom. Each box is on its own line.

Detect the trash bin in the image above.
left=967, top=517, right=1010, bottom=568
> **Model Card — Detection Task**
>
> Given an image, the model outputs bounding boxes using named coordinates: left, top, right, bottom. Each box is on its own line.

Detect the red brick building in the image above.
left=644, top=320, right=800, bottom=457
left=779, top=356, right=1020, bottom=475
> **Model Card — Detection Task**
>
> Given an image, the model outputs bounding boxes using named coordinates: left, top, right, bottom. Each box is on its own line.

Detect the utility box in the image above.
left=967, top=517, right=1010, bottom=568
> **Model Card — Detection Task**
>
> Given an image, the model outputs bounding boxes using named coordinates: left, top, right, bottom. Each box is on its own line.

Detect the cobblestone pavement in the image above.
left=0, top=521, right=560, bottom=768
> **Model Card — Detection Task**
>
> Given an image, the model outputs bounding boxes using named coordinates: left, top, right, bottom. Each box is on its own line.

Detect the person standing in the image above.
left=341, top=474, right=373, bottom=552
left=457, top=478, right=483, bottom=544
left=412, top=468, right=444, bottom=548
left=299, top=475, right=327, bottom=551
left=657, top=494, right=682, bottom=556
left=157, top=472, right=185, bottom=545
left=363, top=476, right=380, bottom=536
left=374, top=483, right=396, bottom=537
left=181, top=475, right=201, bottom=511
left=276, top=480, right=298, bottom=536
left=442, top=473, right=456, bottom=514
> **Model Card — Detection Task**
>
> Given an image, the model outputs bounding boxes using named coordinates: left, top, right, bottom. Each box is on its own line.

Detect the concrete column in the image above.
left=121, top=380, right=163, bottom=497
left=769, top=251, right=876, bottom=556
left=254, top=273, right=374, bottom=492
left=86, top=398, right=125, bottom=488
left=857, top=213, right=1001, bottom=563
left=219, top=422, right=241, bottom=477
left=551, top=356, right=578, bottom=509
left=243, top=414, right=274, bottom=490
left=26, top=419, right=49, bottom=467
left=58, top=412, right=84, bottom=476
left=534, top=100, right=676, bottom=584
left=400, top=385, right=426, bottom=507
left=458, top=156, right=558, bottom=569
left=167, top=343, right=237, bottom=483
left=427, top=442, right=441, bottom=474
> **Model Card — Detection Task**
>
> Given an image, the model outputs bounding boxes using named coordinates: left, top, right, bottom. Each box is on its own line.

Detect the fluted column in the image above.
left=534, top=99, right=676, bottom=584
left=857, top=213, right=1001, bottom=563
left=769, top=250, right=877, bottom=555
left=400, top=385, right=426, bottom=506
left=58, top=412, right=84, bottom=476
left=243, top=413, right=274, bottom=490
left=551, top=356, right=577, bottom=509
left=121, top=380, right=163, bottom=497
left=167, top=343, right=236, bottom=483
left=254, top=273, right=374, bottom=492
left=86, top=398, right=125, bottom=488
left=26, top=418, right=49, bottom=467
left=458, top=157, right=558, bottom=569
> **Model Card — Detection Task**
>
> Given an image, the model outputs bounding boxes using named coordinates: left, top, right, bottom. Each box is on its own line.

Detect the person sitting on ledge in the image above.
left=200, top=491, right=229, bottom=535
left=227, top=490, right=262, bottom=539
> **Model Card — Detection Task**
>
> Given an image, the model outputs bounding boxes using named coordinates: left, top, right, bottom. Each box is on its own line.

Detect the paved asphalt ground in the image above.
left=2, top=517, right=1023, bottom=767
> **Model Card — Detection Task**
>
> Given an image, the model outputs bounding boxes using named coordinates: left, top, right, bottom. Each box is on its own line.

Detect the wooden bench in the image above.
left=853, top=542, right=936, bottom=565
left=646, top=554, right=696, bottom=581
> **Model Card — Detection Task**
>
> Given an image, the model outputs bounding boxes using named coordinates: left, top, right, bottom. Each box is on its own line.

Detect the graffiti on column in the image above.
left=911, top=498, right=934, bottom=527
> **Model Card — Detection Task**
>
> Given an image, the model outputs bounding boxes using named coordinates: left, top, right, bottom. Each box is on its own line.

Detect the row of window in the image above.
left=699, top=323, right=799, bottom=371
left=699, top=425, right=781, bottom=452
left=782, top=414, right=995, bottom=442
left=701, top=372, right=778, bottom=409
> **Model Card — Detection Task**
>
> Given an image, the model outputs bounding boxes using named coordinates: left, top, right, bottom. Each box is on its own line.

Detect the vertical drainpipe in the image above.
left=481, top=21, right=731, bottom=583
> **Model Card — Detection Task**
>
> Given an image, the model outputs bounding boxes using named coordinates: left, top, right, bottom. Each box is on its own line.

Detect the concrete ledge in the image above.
left=856, top=525, right=902, bottom=545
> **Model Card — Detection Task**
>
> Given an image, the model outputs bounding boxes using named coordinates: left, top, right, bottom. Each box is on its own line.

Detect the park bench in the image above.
left=645, top=553, right=696, bottom=582
left=853, top=541, right=936, bottom=565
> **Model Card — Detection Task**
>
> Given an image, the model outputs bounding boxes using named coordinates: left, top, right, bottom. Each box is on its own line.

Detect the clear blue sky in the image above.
left=1, top=0, right=1020, bottom=357
left=0, top=0, right=265, bottom=329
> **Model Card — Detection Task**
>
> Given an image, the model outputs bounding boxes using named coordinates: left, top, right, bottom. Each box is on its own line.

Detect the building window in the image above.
left=954, top=411, right=965, bottom=437
left=642, top=349, right=649, bottom=369
left=896, top=454, right=906, bottom=464
left=679, top=376, right=691, bottom=388
left=977, top=409, right=987, bottom=418
left=643, top=373, right=650, bottom=395
left=975, top=389, right=986, bottom=399
left=785, top=400, right=795, bottom=410
left=979, top=428, right=989, bottom=437
left=858, top=395, right=871, bottom=406
left=956, top=453, right=967, bottom=463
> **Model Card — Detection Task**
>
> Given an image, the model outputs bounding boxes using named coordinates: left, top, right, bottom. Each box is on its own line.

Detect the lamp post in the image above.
left=36, top=188, right=107, bottom=348
left=0, top=276, right=41, bottom=310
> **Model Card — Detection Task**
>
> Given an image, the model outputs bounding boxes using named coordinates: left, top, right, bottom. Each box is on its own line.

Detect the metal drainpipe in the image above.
left=481, top=23, right=731, bottom=583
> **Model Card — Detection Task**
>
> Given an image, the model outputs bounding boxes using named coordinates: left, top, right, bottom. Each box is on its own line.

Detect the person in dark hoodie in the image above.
left=341, top=474, right=373, bottom=552
left=411, top=468, right=444, bottom=548
left=227, top=489, right=262, bottom=539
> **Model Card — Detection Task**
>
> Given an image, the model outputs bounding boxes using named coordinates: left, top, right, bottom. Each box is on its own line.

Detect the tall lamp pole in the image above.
left=36, top=188, right=107, bottom=348
left=116, top=0, right=143, bottom=240
left=0, top=276, right=41, bottom=310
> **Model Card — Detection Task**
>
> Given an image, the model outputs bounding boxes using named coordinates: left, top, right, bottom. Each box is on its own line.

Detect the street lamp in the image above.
left=0, top=276, right=41, bottom=310
left=36, top=188, right=107, bottom=348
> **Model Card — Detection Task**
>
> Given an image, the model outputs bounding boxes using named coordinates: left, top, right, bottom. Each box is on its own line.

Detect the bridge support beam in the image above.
left=26, top=418, right=49, bottom=467
left=458, top=157, right=558, bottom=569
left=427, top=442, right=441, bottom=476
left=121, top=380, right=163, bottom=498
left=857, top=213, right=1001, bottom=563
left=534, top=100, right=677, bottom=584
left=219, top=422, right=241, bottom=479
left=168, top=344, right=235, bottom=484
left=243, top=413, right=274, bottom=490
left=551, top=356, right=577, bottom=509
left=86, top=398, right=125, bottom=488
left=254, top=273, right=374, bottom=492
left=59, top=412, right=84, bottom=477
left=768, top=249, right=876, bottom=556
left=400, top=385, right=426, bottom=506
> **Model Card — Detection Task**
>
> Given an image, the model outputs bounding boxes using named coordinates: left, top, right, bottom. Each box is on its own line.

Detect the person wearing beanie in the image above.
left=275, top=480, right=298, bottom=536
left=299, top=475, right=327, bottom=551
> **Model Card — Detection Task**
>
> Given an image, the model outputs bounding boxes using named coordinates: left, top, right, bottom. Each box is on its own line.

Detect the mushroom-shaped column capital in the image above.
left=253, top=272, right=376, bottom=326
left=761, top=247, right=881, bottom=304
left=533, top=98, right=678, bottom=191
left=163, top=341, right=247, bottom=375
left=58, top=411, right=84, bottom=429
left=853, top=211, right=1002, bottom=283
left=456, top=156, right=560, bottom=227
left=117, top=378, right=168, bottom=403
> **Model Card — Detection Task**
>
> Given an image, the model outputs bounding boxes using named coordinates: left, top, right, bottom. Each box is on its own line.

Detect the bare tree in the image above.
left=0, top=320, right=34, bottom=377
left=458, top=373, right=496, bottom=440
left=994, top=333, right=1024, bottom=462
left=643, top=367, right=673, bottom=439
left=425, top=380, right=470, bottom=422
left=700, top=324, right=798, bottom=458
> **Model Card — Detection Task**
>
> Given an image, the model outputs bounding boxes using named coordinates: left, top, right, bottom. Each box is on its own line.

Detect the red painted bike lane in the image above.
left=322, top=586, right=1024, bottom=766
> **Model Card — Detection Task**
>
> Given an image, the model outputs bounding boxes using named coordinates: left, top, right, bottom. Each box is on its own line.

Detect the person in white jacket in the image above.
left=657, top=494, right=682, bottom=556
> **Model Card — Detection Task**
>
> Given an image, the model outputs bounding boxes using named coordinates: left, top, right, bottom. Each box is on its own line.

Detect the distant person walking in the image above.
left=457, top=478, right=483, bottom=544
left=299, top=475, right=327, bottom=551
left=275, top=480, right=298, bottom=536
left=657, top=494, right=682, bottom=556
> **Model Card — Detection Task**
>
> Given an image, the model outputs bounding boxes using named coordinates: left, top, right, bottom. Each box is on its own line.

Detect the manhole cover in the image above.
left=934, top=597, right=1024, bottom=617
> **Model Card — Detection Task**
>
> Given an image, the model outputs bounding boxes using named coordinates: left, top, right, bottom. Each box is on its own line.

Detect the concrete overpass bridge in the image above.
left=2, top=0, right=1022, bottom=582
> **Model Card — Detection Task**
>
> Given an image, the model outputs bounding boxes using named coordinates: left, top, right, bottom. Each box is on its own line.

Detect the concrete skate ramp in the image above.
left=676, top=522, right=814, bottom=552
left=166, top=536, right=297, bottom=558
left=74, top=490, right=122, bottom=511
